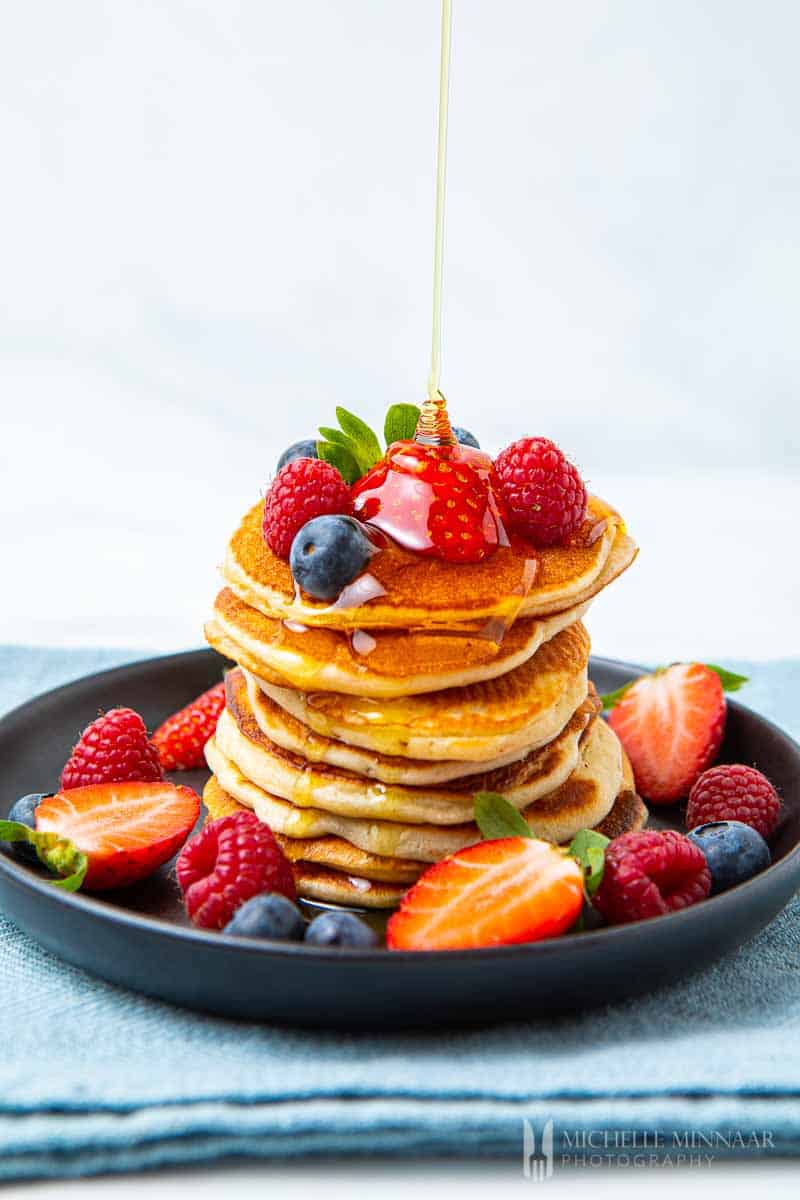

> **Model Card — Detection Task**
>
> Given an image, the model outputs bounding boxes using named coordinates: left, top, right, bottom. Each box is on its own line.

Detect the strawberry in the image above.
left=352, top=441, right=505, bottom=563
left=153, top=683, right=225, bottom=772
left=22, top=782, right=200, bottom=891
left=386, top=837, right=583, bottom=951
left=607, top=663, right=726, bottom=805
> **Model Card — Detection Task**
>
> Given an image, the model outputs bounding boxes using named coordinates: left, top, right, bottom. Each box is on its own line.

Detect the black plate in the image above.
left=0, top=650, right=798, bottom=1029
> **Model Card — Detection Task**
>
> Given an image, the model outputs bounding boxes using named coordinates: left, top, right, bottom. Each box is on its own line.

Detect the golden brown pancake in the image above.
left=243, top=668, right=580, bottom=784
left=205, top=715, right=624, bottom=859
left=217, top=667, right=599, bottom=825
left=206, top=587, right=590, bottom=698
left=257, top=622, right=592, bottom=761
left=222, top=495, right=636, bottom=630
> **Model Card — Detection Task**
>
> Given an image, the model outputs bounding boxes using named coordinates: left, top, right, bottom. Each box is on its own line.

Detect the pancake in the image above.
left=243, top=668, right=569, bottom=784
left=203, top=753, right=646, bottom=909
left=222, top=495, right=636, bottom=631
left=258, top=622, right=592, bottom=762
left=205, top=715, right=624, bottom=859
left=206, top=587, right=590, bottom=698
left=217, top=667, right=598, bottom=825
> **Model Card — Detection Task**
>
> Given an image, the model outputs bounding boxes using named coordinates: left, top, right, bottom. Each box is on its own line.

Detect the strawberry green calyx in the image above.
left=568, top=829, right=610, bottom=897
left=0, top=820, right=88, bottom=891
left=317, top=404, right=423, bottom=485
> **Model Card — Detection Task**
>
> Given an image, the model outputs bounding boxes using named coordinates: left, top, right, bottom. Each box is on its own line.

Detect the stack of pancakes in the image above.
left=204, top=495, right=645, bottom=907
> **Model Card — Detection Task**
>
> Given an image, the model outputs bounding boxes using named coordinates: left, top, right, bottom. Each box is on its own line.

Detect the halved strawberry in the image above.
left=34, top=782, right=200, bottom=891
left=386, top=837, right=583, bottom=951
left=608, top=663, right=726, bottom=805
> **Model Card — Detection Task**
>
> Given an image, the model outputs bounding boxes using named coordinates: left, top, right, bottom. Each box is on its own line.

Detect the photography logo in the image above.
left=522, top=1118, right=554, bottom=1181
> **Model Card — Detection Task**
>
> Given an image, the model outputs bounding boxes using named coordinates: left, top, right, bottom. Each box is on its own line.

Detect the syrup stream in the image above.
left=423, top=0, right=453, bottom=423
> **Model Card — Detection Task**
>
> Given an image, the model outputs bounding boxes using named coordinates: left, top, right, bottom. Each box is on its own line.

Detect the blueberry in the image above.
left=5, top=793, right=46, bottom=863
left=452, top=426, right=480, bottom=449
left=290, top=515, right=375, bottom=602
left=277, top=439, right=319, bottom=472
left=304, top=910, right=379, bottom=948
left=687, top=820, right=771, bottom=895
left=224, top=893, right=306, bottom=941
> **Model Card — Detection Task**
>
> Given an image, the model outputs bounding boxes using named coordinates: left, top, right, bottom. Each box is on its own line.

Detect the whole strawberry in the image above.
left=61, top=708, right=163, bottom=790
left=177, top=810, right=296, bottom=929
left=352, top=441, right=503, bottom=563
left=686, top=764, right=780, bottom=840
left=153, top=682, right=225, bottom=772
left=263, top=458, right=352, bottom=559
left=594, top=829, right=711, bottom=925
left=494, top=436, right=587, bottom=547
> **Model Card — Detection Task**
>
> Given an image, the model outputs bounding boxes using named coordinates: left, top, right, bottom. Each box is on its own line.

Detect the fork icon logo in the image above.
left=522, top=1118, right=554, bottom=1181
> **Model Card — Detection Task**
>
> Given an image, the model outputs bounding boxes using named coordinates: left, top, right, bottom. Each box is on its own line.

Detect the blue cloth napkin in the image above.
left=0, top=645, right=799, bottom=1181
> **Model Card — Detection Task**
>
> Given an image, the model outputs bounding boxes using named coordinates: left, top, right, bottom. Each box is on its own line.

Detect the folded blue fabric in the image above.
left=0, top=645, right=798, bottom=1180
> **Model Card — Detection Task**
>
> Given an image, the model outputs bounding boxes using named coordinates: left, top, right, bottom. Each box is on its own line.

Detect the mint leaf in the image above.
left=568, top=828, right=609, bottom=896
left=0, top=820, right=88, bottom=891
left=707, top=665, right=749, bottom=693
left=598, top=681, right=634, bottom=712
left=474, top=792, right=532, bottom=840
left=384, top=404, right=420, bottom=445
left=318, top=427, right=353, bottom=448
left=317, top=440, right=361, bottom=485
left=335, top=407, right=383, bottom=474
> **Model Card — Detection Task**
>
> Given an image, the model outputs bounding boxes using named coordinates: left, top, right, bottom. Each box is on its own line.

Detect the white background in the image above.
left=0, top=6, right=798, bottom=1193
left=1, top=0, right=798, bottom=659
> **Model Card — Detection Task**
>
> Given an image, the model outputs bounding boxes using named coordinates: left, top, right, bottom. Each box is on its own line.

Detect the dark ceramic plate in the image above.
left=0, top=650, right=798, bottom=1029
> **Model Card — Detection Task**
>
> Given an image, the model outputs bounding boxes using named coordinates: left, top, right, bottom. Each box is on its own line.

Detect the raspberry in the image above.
left=594, top=830, right=711, bottom=925
left=61, top=708, right=163, bottom=790
left=494, top=436, right=587, bottom=547
left=153, top=682, right=226, bottom=771
left=176, top=811, right=296, bottom=929
left=263, top=458, right=352, bottom=559
left=686, top=764, right=780, bottom=840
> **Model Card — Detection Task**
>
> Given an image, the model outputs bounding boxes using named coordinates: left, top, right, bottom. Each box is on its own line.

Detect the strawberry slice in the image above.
left=33, top=782, right=200, bottom=891
left=386, top=837, right=583, bottom=951
left=608, top=663, right=726, bottom=804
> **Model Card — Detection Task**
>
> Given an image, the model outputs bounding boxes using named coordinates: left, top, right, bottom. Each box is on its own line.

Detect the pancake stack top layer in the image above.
left=205, top=492, right=643, bottom=907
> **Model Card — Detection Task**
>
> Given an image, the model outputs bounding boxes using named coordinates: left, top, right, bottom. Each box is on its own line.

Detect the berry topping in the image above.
left=607, top=664, right=726, bottom=804
left=34, top=782, right=200, bottom=891
left=177, top=811, right=296, bottom=930
left=686, top=764, right=780, bottom=840
left=304, top=910, right=380, bottom=949
left=290, top=515, right=375, bottom=601
left=494, top=436, right=587, bottom=547
left=263, top=458, right=353, bottom=560
left=60, top=708, right=164, bottom=791
left=224, top=892, right=306, bottom=941
left=352, top=441, right=505, bottom=564
left=452, top=425, right=480, bottom=449
left=386, top=837, right=583, bottom=951
left=687, top=821, right=771, bottom=895
left=5, top=794, right=46, bottom=863
left=593, top=830, right=711, bottom=925
left=277, top=438, right=319, bottom=471
left=153, top=683, right=225, bottom=772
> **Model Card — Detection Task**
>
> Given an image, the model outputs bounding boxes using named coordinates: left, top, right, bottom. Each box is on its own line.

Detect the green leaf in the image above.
left=598, top=681, right=634, bottom=712
left=474, top=792, right=533, bottom=840
left=0, top=820, right=88, bottom=892
left=318, top=427, right=353, bottom=448
left=706, top=665, right=749, bottom=693
left=568, top=828, right=610, bottom=896
left=384, top=404, right=420, bottom=445
left=317, top=440, right=361, bottom=485
left=335, top=407, right=383, bottom=474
